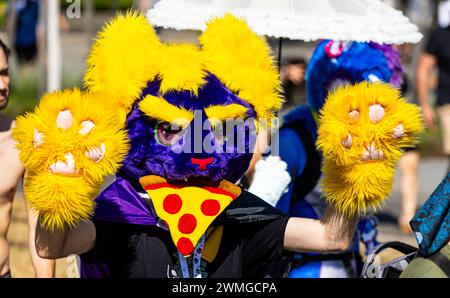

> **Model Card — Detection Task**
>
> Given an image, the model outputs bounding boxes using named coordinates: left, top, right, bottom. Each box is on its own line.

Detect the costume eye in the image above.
left=155, top=122, right=183, bottom=146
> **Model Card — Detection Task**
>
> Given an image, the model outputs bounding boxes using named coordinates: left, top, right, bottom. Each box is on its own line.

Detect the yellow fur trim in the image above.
left=13, top=89, right=129, bottom=229
left=24, top=172, right=97, bottom=229
left=205, top=103, right=249, bottom=127
left=317, top=82, right=423, bottom=216
left=84, top=11, right=161, bottom=114
left=321, top=161, right=395, bottom=215
left=200, top=14, right=283, bottom=120
left=158, top=44, right=206, bottom=95
left=139, top=95, right=194, bottom=128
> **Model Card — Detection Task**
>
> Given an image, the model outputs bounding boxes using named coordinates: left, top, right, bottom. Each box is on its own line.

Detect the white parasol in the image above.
left=147, top=0, right=422, bottom=44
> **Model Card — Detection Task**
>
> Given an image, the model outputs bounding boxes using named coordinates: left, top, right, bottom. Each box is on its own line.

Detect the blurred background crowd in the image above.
left=0, top=0, right=448, bottom=277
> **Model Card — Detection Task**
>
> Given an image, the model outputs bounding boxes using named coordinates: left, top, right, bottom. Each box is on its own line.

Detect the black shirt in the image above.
left=80, top=192, right=292, bottom=278
left=425, top=27, right=450, bottom=106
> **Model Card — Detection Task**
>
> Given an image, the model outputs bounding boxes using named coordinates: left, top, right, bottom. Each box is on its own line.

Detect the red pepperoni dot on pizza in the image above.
left=201, top=199, right=221, bottom=216
left=163, top=194, right=182, bottom=214
left=178, top=213, right=197, bottom=234
left=177, top=237, right=194, bottom=256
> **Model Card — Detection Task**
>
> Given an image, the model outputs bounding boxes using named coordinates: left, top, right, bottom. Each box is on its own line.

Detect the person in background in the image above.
left=280, top=58, right=307, bottom=114
left=0, top=38, right=54, bottom=278
left=416, top=7, right=450, bottom=173
left=14, top=0, right=39, bottom=65
left=135, top=0, right=154, bottom=12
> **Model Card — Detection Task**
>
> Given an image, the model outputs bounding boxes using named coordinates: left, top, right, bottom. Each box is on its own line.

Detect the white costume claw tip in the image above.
left=86, top=143, right=105, bottom=163
left=33, top=129, right=44, bottom=148
left=342, top=134, right=352, bottom=149
left=393, top=123, right=404, bottom=139
left=49, top=153, right=77, bottom=175
left=56, top=110, right=73, bottom=130
left=369, top=104, right=384, bottom=123
left=79, top=120, right=95, bottom=135
left=361, top=143, right=383, bottom=161
left=349, top=110, right=359, bottom=120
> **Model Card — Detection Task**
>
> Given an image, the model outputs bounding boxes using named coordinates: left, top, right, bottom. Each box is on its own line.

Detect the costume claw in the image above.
left=85, top=143, right=105, bottom=163
left=79, top=120, right=95, bottom=135
left=361, top=143, right=383, bottom=161
left=49, top=153, right=77, bottom=175
left=342, top=134, right=352, bottom=148
left=33, top=129, right=44, bottom=148
left=369, top=104, right=384, bottom=123
left=348, top=110, right=359, bottom=120
left=56, top=110, right=73, bottom=130
left=393, top=123, right=404, bottom=139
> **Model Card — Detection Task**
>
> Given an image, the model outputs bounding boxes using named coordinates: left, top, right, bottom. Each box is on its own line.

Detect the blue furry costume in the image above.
left=277, top=40, right=403, bottom=278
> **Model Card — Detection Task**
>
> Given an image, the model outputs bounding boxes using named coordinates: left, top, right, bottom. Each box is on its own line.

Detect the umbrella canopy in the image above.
left=147, top=0, right=422, bottom=44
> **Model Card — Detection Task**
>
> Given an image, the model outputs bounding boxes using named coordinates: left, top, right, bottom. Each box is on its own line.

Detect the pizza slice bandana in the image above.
left=139, top=175, right=241, bottom=256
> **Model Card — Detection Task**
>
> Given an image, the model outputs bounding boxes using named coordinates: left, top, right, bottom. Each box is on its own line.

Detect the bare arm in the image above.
left=283, top=207, right=357, bottom=253
left=35, top=215, right=96, bottom=259
left=27, top=210, right=55, bottom=277
left=416, top=52, right=437, bottom=130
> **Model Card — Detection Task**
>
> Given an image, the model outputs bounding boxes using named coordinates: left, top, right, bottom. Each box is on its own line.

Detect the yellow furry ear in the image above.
left=84, top=11, right=161, bottom=114
left=158, top=44, right=206, bottom=95
left=199, top=14, right=282, bottom=120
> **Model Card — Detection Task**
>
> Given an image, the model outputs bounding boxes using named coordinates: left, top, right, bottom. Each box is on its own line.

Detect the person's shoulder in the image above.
left=0, top=123, right=24, bottom=180
left=0, top=120, right=20, bottom=155
left=0, top=128, right=15, bottom=152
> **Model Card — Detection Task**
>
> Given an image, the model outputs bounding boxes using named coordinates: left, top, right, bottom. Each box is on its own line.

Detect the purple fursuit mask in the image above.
left=120, top=74, right=258, bottom=185
left=91, top=74, right=259, bottom=224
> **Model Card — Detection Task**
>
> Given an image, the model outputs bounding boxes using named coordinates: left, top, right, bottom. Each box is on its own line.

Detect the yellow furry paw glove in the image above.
left=317, top=82, right=423, bottom=216
left=13, top=89, right=129, bottom=229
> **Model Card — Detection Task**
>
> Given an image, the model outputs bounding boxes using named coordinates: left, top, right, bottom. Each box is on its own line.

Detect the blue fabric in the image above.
left=276, top=105, right=316, bottom=214
left=282, top=104, right=318, bottom=139
left=276, top=128, right=308, bottom=213
left=411, top=172, right=450, bottom=256
left=306, top=41, right=392, bottom=112
left=289, top=196, right=319, bottom=219
left=288, top=260, right=321, bottom=278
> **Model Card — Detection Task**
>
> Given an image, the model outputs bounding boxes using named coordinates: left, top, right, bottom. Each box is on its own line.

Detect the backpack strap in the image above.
left=428, top=250, right=450, bottom=277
